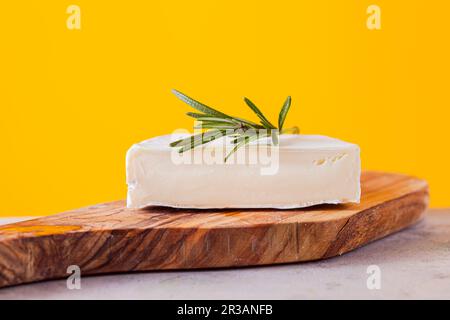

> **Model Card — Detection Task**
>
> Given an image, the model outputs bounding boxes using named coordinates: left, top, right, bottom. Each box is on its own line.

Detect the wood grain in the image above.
left=0, top=171, right=428, bottom=288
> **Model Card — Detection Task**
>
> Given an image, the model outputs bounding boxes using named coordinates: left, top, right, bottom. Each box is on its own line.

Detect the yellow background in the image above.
left=0, top=1, right=448, bottom=216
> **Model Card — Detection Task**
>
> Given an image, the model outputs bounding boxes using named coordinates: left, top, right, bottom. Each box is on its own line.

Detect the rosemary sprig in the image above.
left=170, top=89, right=299, bottom=161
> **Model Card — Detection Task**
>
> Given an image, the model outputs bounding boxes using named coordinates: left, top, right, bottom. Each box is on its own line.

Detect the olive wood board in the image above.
left=0, top=171, right=429, bottom=288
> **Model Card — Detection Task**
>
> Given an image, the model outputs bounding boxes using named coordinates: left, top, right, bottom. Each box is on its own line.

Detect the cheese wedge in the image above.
left=126, top=134, right=361, bottom=209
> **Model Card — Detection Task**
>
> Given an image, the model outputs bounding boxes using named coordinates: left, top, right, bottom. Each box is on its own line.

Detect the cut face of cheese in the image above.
left=126, top=134, right=361, bottom=209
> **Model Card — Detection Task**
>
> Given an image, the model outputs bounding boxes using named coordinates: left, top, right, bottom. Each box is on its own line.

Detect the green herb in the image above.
left=170, top=89, right=299, bottom=161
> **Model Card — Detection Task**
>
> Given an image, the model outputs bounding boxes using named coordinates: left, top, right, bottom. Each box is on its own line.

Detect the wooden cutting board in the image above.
left=0, top=171, right=428, bottom=288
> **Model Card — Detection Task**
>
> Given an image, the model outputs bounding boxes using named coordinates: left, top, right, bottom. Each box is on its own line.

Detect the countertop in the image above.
left=0, top=209, right=449, bottom=300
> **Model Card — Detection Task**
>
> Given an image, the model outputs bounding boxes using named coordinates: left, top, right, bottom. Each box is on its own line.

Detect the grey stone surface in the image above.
left=0, top=210, right=449, bottom=300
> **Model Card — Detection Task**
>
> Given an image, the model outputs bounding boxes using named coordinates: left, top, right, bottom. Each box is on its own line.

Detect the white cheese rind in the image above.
left=126, top=134, right=361, bottom=209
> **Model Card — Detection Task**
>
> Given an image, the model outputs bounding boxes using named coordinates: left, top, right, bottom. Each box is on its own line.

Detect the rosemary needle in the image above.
left=170, top=89, right=299, bottom=161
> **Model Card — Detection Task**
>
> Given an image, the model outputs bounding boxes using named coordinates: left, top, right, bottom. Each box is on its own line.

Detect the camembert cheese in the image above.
left=126, top=134, right=360, bottom=209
